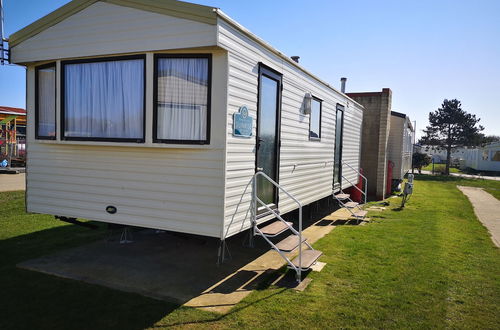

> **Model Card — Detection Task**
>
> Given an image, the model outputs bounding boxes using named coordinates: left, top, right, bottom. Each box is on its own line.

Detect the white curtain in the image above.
left=157, top=58, right=208, bottom=141
left=38, top=66, right=56, bottom=137
left=64, top=59, right=144, bottom=139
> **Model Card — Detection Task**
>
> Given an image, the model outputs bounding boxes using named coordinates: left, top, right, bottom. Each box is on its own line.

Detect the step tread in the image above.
left=353, top=210, right=368, bottom=218
left=344, top=201, right=359, bottom=208
left=291, top=250, right=323, bottom=269
left=335, top=193, right=350, bottom=200
left=275, top=234, right=307, bottom=252
left=259, top=221, right=293, bottom=236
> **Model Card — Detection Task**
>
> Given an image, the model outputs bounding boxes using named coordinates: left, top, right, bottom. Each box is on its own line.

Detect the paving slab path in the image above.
left=0, top=174, right=26, bottom=192
left=420, top=170, right=500, bottom=181
left=457, top=186, right=500, bottom=247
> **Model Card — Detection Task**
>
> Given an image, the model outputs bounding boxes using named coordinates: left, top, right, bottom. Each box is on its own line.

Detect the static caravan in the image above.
left=10, top=0, right=364, bottom=278
left=462, top=142, right=500, bottom=172
left=387, top=111, right=414, bottom=185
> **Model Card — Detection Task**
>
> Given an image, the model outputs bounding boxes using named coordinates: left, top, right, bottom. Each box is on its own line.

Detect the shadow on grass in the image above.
left=0, top=220, right=302, bottom=329
left=0, top=194, right=343, bottom=329
left=0, top=222, right=178, bottom=330
left=155, top=266, right=312, bottom=328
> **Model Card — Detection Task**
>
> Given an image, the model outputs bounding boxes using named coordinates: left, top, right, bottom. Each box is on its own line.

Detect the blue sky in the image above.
left=1, top=0, right=499, bottom=138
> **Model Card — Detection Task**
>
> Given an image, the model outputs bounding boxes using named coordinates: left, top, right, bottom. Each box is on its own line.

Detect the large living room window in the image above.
left=35, top=63, right=56, bottom=139
left=154, top=54, right=211, bottom=144
left=61, top=55, right=145, bottom=142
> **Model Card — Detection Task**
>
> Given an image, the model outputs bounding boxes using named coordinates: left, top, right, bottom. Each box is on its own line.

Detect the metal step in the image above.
left=335, top=193, right=350, bottom=200
left=275, top=235, right=307, bottom=252
left=344, top=201, right=359, bottom=208
left=291, top=250, right=323, bottom=269
left=353, top=210, right=368, bottom=218
left=258, top=221, right=293, bottom=237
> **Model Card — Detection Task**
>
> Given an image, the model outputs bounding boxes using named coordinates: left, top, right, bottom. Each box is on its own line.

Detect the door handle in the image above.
left=257, top=167, right=264, bottom=171
left=257, top=138, right=264, bottom=150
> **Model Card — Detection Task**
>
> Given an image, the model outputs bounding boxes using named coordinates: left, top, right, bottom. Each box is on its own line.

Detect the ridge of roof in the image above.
left=9, top=0, right=217, bottom=47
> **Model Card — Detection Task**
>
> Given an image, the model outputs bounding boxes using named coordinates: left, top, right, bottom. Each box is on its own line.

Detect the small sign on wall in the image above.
left=233, top=105, right=253, bottom=138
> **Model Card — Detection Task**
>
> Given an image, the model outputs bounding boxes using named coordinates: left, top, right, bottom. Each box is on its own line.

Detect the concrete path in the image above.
left=420, top=170, right=500, bottom=181
left=0, top=173, right=26, bottom=192
left=17, top=207, right=363, bottom=314
left=457, top=186, right=500, bottom=247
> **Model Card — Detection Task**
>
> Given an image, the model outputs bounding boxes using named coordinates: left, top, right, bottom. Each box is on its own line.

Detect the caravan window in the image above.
left=35, top=63, right=56, bottom=139
left=61, top=55, right=145, bottom=142
left=309, top=97, right=322, bottom=140
left=154, top=54, right=211, bottom=144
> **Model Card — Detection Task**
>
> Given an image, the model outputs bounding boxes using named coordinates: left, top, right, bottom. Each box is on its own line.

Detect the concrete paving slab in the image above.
left=0, top=173, right=25, bottom=192
left=310, top=261, right=327, bottom=272
left=272, top=273, right=313, bottom=291
left=457, top=186, right=500, bottom=247
left=17, top=206, right=364, bottom=314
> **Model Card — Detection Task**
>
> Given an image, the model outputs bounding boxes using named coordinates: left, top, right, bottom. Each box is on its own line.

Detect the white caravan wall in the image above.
left=463, top=143, right=500, bottom=171
left=10, top=2, right=217, bottom=63
left=218, top=18, right=363, bottom=238
left=401, top=118, right=413, bottom=177
left=388, top=116, right=404, bottom=180
left=25, top=49, right=228, bottom=238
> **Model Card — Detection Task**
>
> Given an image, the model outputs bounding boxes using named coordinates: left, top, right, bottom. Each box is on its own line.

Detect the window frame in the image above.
left=153, top=53, right=212, bottom=145
left=60, top=54, right=147, bottom=143
left=309, top=96, right=322, bottom=141
left=35, top=62, right=57, bottom=140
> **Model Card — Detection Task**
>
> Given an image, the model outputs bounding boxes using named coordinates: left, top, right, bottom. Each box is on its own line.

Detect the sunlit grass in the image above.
left=1, top=176, right=499, bottom=329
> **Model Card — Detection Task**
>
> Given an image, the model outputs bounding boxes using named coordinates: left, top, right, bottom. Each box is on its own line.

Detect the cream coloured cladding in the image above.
left=217, top=18, right=363, bottom=238
left=25, top=48, right=228, bottom=238
left=388, top=114, right=413, bottom=180
left=388, top=115, right=404, bottom=180
left=10, top=2, right=217, bottom=64
left=401, top=117, right=414, bottom=176
left=14, top=1, right=364, bottom=240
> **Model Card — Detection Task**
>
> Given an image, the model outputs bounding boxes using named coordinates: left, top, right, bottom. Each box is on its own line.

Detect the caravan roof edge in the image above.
left=215, top=9, right=365, bottom=110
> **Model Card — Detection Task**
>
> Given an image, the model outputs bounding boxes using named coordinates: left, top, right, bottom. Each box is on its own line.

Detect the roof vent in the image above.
left=291, top=56, right=300, bottom=63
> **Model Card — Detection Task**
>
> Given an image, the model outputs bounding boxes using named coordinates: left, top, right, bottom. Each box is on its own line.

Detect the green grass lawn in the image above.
left=422, top=163, right=460, bottom=173
left=1, top=175, right=499, bottom=329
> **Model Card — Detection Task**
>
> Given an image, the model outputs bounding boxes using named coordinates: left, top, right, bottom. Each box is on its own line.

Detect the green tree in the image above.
left=420, top=99, right=483, bottom=175
left=412, top=152, right=431, bottom=174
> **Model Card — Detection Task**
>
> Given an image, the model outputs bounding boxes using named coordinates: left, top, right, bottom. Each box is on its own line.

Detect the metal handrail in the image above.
left=252, top=171, right=304, bottom=281
left=254, top=195, right=313, bottom=250
left=340, top=173, right=367, bottom=205
left=254, top=171, right=303, bottom=208
left=341, top=160, right=367, bottom=204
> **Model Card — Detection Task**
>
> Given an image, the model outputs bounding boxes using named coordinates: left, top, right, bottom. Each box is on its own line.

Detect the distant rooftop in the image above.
left=0, top=106, right=26, bottom=115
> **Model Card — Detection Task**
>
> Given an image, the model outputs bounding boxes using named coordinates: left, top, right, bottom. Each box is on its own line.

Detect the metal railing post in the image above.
left=298, top=203, right=302, bottom=282
left=252, top=171, right=307, bottom=282
left=252, top=175, right=257, bottom=228
left=341, top=160, right=368, bottom=204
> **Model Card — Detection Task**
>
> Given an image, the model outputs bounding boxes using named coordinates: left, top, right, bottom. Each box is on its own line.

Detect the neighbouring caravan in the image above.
left=462, top=142, right=500, bottom=172
left=9, top=0, right=364, bottom=275
left=388, top=111, right=414, bottom=185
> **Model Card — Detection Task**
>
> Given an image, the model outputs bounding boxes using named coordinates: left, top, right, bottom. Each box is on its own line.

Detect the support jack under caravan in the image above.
left=55, top=216, right=98, bottom=230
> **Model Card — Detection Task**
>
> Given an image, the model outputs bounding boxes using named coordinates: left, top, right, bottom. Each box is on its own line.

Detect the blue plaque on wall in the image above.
left=233, top=105, right=253, bottom=138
